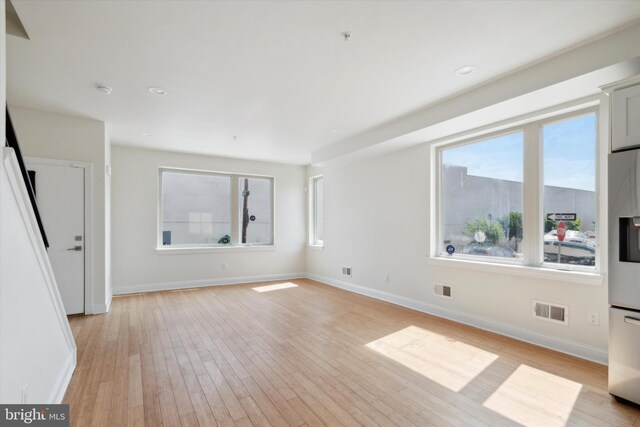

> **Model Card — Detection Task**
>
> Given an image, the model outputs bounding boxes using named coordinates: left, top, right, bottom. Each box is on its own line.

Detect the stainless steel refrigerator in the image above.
left=608, top=150, right=640, bottom=405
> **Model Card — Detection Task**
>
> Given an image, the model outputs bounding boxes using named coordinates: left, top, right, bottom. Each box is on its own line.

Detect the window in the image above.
left=441, top=132, right=524, bottom=260
left=437, top=109, right=598, bottom=271
left=160, top=168, right=274, bottom=248
left=238, top=176, right=273, bottom=245
left=542, top=114, right=596, bottom=267
left=310, top=176, right=324, bottom=246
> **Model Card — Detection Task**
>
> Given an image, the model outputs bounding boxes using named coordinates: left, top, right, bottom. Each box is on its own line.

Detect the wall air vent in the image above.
left=342, top=267, right=352, bottom=277
left=434, top=283, right=452, bottom=298
left=533, top=300, right=568, bottom=325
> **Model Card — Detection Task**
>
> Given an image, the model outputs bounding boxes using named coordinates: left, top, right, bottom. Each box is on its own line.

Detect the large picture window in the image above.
left=160, top=168, right=274, bottom=248
left=437, top=109, right=598, bottom=270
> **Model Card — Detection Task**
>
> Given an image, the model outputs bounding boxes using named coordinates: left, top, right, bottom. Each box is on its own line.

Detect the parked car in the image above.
left=545, top=229, right=595, bottom=247
left=462, top=243, right=517, bottom=258
left=544, top=229, right=595, bottom=265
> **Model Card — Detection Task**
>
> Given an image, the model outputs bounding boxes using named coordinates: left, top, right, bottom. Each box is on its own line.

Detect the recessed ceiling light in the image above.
left=95, top=84, right=113, bottom=95
left=142, top=132, right=154, bottom=137
left=455, top=65, right=476, bottom=76
left=147, top=86, right=167, bottom=95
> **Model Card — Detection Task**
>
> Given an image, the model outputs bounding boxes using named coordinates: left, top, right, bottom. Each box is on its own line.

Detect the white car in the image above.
left=544, top=229, right=595, bottom=264
left=544, top=229, right=587, bottom=243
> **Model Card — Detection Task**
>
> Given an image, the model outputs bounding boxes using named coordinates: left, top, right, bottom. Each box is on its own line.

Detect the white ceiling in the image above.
left=7, top=1, right=640, bottom=164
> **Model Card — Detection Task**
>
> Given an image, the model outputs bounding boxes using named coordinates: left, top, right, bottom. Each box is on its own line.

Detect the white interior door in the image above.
left=27, top=162, right=85, bottom=315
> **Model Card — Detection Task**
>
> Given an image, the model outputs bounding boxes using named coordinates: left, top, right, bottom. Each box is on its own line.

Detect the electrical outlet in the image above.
left=588, top=311, right=600, bottom=325
left=21, top=384, right=28, bottom=403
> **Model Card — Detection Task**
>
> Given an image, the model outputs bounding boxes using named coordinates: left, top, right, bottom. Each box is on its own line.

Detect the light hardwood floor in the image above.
left=65, top=279, right=640, bottom=427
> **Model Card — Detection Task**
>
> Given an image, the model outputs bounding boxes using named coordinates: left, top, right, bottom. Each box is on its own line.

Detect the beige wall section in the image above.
left=110, top=145, right=306, bottom=292
left=9, top=106, right=111, bottom=313
left=306, top=141, right=609, bottom=363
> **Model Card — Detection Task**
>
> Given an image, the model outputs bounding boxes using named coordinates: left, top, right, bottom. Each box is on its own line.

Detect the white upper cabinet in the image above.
left=612, top=84, right=640, bottom=152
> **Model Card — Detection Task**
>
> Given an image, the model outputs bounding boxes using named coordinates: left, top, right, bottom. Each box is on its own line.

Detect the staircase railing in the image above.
left=5, top=106, right=49, bottom=248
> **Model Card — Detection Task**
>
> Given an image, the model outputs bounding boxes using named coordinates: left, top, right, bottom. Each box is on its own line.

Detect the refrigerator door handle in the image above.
left=624, top=316, right=640, bottom=326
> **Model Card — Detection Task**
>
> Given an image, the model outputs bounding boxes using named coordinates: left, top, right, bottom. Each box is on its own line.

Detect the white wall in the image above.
left=9, top=106, right=111, bottom=313
left=0, top=147, right=76, bottom=403
left=307, top=140, right=609, bottom=363
left=111, top=145, right=306, bottom=293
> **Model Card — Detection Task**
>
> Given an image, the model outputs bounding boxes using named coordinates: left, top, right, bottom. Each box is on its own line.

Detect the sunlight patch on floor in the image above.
left=365, top=325, right=498, bottom=392
left=483, top=364, right=582, bottom=426
left=252, top=282, right=299, bottom=293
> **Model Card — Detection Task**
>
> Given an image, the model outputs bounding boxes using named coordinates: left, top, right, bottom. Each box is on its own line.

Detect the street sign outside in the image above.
left=546, top=213, right=577, bottom=221
left=557, top=221, right=566, bottom=242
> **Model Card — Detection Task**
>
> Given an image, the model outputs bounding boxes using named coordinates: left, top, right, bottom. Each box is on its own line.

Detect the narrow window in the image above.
left=312, top=176, right=324, bottom=246
left=542, top=113, right=597, bottom=267
left=238, top=176, right=273, bottom=245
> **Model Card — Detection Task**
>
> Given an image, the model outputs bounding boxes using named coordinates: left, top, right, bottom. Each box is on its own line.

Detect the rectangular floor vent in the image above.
left=342, top=267, right=352, bottom=277
left=434, top=283, right=452, bottom=298
left=533, top=300, right=568, bottom=325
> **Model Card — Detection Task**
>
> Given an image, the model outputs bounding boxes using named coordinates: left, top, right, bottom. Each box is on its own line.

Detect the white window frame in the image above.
left=157, top=167, right=275, bottom=253
left=430, top=103, right=603, bottom=282
left=308, top=175, right=324, bottom=248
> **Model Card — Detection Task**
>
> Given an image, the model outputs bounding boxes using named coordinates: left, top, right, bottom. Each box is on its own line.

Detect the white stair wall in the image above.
left=0, top=147, right=77, bottom=403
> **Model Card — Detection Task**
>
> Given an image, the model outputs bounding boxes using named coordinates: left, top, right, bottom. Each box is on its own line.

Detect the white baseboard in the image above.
left=112, top=273, right=306, bottom=295
left=50, top=352, right=76, bottom=403
left=306, top=273, right=608, bottom=365
left=91, top=292, right=112, bottom=314
left=108, top=270, right=607, bottom=364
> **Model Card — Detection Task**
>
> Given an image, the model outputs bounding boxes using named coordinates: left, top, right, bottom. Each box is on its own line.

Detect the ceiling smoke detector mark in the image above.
left=95, top=84, right=113, bottom=95
left=148, top=86, right=167, bottom=95
left=455, top=65, right=476, bottom=76
left=340, top=31, right=351, bottom=41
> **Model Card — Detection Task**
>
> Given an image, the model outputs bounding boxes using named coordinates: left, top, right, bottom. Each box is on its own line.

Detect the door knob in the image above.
left=67, top=246, right=82, bottom=251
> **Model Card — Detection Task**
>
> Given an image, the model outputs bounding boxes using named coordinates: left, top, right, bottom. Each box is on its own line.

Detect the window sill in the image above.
left=308, top=244, right=324, bottom=251
left=428, top=256, right=604, bottom=286
left=156, top=245, right=276, bottom=255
